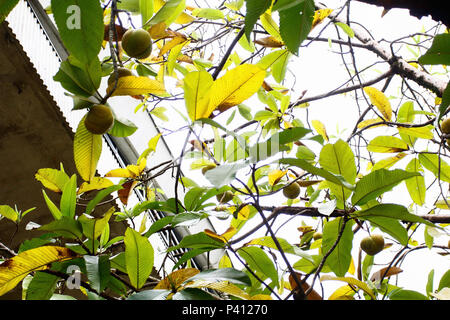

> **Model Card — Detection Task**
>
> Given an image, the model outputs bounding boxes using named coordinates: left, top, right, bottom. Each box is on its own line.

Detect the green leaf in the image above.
left=0, top=0, right=19, bottom=23
left=353, top=204, right=436, bottom=227
left=168, top=232, right=225, bottom=252
left=25, top=271, right=59, bottom=300
left=437, top=82, right=450, bottom=122
left=51, top=0, right=103, bottom=64
left=84, top=255, right=111, bottom=293
left=183, top=71, right=214, bottom=122
left=359, top=216, right=408, bottom=246
left=237, top=247, right=279, bottom=285
left=244, top=0, right=272, bottom=41
left=397, top=101, right=417, bottom=146
left=245, top=236, right=314, bottom=261
left=78, top=207, right=114, bottom=240
left=279, top=158, right=355, bottom=190
left=140, top=0, right=154, bottom=25
left=204, top=162, right=248, bottom=188
left=351, top=169, right=420, bottom=206
left=73, top=116, right=103, bottom=182
left=60, top=174, right=77, bottom=219
left=54, top=59, right=100, bottom=97
left=389, top=289, right=429, bottom=300
left=405, top=158, right=426, bottom=206
left=272, top=0, right=306, bottom=11
left=319, top=139, right=356, bottom=201
left=108, top=117, right=138, bottom=138
left=257, top=49, right=289, bottom=70
left=426, top=269, right=435, bottom=296
left=367, top=136, right=409, bottom=153
left=124, top=228, right=154, bottom=289
left=249, top=127, right=311, bottom=161
left=42, top=190, right=63, bottom=220
left=271, top=50, right=291, bottom=83
left=38, top=217, right=83, bottom=239
left=145, top=0, right=185, bottom=27
left=438, top=269, right=450, bottom=291
left=191, top=8, right=224, bottom=20
left=418, top=33, right=450, bottom=65
left=186, top=268, right=252, bottom=286
left=334, top=22, right=354, bottom=38
left=321, top=218, right=354, bottom=277
left=85, top=185, right=123, bottom=216
left=278, top=0, right=314, bottom=55
left=418, top=153, right=450, bottom=183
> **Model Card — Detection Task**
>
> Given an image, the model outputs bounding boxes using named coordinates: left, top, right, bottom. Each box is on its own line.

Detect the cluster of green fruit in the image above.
left=441, top=118, right=450, bottom=145
left=84, top=29, right=153, bottom=135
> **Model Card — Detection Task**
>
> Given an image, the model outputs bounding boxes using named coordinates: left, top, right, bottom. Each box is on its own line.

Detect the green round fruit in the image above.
left=360, top=234, right=385, bottom=256
left=84, top=104, right=114, bottom=135
left=283, top=182, right=300, bottom=199
left=216, top=191, right=234, bottom=203
left=107, top=67, right=133, bottom=87
left=313, top=232, right=322, bottom=240
left=202, top=164, right=216, bottom=175
left=122, top=29, right=152, bottom=59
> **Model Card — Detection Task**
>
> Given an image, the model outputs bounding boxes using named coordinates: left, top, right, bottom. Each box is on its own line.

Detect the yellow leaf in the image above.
left=210, top=64, right=266, bottom=114
left=397, top=126, right=434, bottom=139
left=328, top=285, right=355, bottom=300
left=154, top=268, right=200, bottom=291
left=175, top=12, right=195, bottom=24
left=260, top=12, right=282, bottom=40
left=107, top=76, right=166, bottom=97
left=312, top=9, right=333, bottom=28
left=204, top=227, right=237, bottom=243
left=0, top=246, right=78, bottom=296
left=105, top=158, right=147, bottom=179
left=255, top=36, right=284, bottom=48
left=0, top=205, right=18, bottom=223
left=311, top=120, right=329, bottom=141
left=268, top=169, right=288, bottom=186
left=363, top=87, right=392, bottom=121
left=236, top=204, right=250, bottom=220
left=367, top=136, right=409, bottom=153
left=73, top=116, right=102, bottom=182
left=159, top=36, right=187, bottom=56
left=357, top=118, right=386, bottom=129
left=370, top=266, right=403, bottom=282
left=149, top=22, right=169, bottom=39
left=348, top=257, right=355, bottom=275
left=35, top=168, right=70, bottom=193
left=372, top=152, right=407, bottom=171
left=183, top=70, right=214, bottom=121
left=320, top=275, right=376, bottom=299
left=218, top=255, right=233, bottom=269
left=77, top=177, right=114, bottom=194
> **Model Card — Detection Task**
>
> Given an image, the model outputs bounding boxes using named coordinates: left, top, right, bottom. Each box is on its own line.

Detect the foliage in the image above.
left=0, top=0, right=449, bottom=301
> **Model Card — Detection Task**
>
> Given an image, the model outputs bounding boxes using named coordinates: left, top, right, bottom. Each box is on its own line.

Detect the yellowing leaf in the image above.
left=397, top=126, right=434, bottom=140
left=260, top=12, right=282, bottom=41
left=268, top=169, right=288, bottom=186
left=363, top=87, right=392, bottom=121
left=74, top=116, right=103, bottom=182
left=77, top=177, right=114, bottom=194
left=357, top=118, right=386, bottom=129
left=370, top=266, right=403, bottom=282
left=320, top=274, right=376, bottom=299
left=159, top=36, right=187, bottom=56
left=312, top=9, right=333, bottom=28
left=367, top=136, right=409, bottom=153
left=105, top=158, right=147, bottom=179
left=0, top=246, right=78, bottom=296
left=149, top=22, right=170, bottom=39
left=204, top=227, right=237, bottom=243
left=175, top=12, right=195, bottom=24
left=107, top=76, right=166, bottom=96
left=209, top=64, right=266, bottom=114
left=154, top=268, right=200, bottom=291
left=255, top=36, right=284, bottom=48
left=328, top=285, right=355, bottom=300
left=311, top=120, right=329, bottom=141
left=183, top=70, right=214, bottom=121
left=35, top=168, right=70, bottom=193
left=372, top=152, right=407, bottom=171
left=0, top=205, right=18, bottom=223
